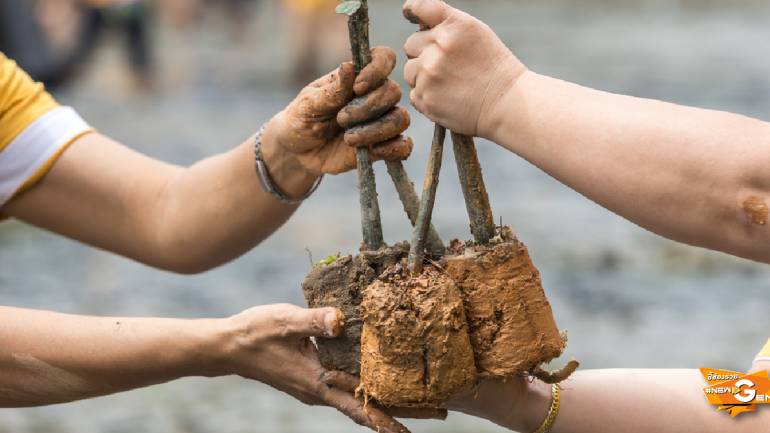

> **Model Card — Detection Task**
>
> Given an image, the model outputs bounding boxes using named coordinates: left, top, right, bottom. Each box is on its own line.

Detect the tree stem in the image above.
left=408, top=125, right=446, bottom=273
left=348, top=0, right=383, bottom=250
left=451, top=132, right=495, bottom=244
left=385, top=160, right=445, bottom=257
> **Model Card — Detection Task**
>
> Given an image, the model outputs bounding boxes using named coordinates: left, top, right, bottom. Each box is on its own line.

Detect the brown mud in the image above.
left=303, top=228, right=575, bottom=405
left=302, top=243, right=409, bottom=375
left=444, top=226, right=567, bottom=378
left=358, top=264, right=476, bottom=408
left=344, top=107, right=410, bottom=148
left=742, top=196, right=768, bottom=226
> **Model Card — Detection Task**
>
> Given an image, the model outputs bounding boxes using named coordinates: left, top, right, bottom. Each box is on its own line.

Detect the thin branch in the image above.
left=348, top=0, right=384, bottom=250
left=451, top=132, right=495, bottom=244
left=385, top=161, right=445, bottom=257
left=408, top=125, right=446, bottom=272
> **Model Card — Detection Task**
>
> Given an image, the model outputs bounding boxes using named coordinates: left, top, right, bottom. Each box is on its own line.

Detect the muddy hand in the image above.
left=223, top=304, right=411, bottom=433
left=321, top=370, right=449, bottom=421
left=265, top=46, right=413, bottom=176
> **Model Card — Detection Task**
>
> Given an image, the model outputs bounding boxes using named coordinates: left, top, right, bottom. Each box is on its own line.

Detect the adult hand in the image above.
left=444, top=377, right=551, bottom=432
left=401, top=0, right=527, bottom=138
left=263, top=47, right=413, bottom=176
left=220, top=304, right=413, bottom=433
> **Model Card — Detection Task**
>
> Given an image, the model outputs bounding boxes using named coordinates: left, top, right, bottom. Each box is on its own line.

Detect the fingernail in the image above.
left=324, top=310, right=343, bottom=337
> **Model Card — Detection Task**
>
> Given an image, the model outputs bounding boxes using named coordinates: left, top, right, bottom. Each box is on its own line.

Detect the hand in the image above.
left=402, top=0, right=527, bottom=138
left=445, top=377, right=551, bottom=432
left=264, top=47, right=413, bottom=177
left=217, top=304, right=414, bottom=433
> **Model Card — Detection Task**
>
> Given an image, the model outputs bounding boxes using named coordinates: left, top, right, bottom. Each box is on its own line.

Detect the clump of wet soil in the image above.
left=303, top=227, right=575, bottom=406
left=302, top=243, right=409, bottom=375
left=444, top=226, right=567, bottom=378
left=358, top=264, right=476, bottom=408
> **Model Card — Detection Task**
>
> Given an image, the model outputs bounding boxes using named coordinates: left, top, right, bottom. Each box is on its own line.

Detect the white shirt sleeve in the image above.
left=0, top=106, right=92, bottom=207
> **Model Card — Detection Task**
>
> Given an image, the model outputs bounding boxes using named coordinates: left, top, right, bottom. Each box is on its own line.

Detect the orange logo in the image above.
left=701, top=368, right=770, bottom=417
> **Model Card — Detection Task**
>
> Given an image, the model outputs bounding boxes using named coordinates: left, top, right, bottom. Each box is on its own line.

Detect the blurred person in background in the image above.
left=0, top=0, right=79, bottom=88
left=399, top=0, right=770, bottom=431
left=159, top=0, right=260, bottom=43
left=282, top=0, right=349, bottom=87
left=75, top=0, right=154, bottom=90
left=0, top=0, right=153, bottom=91
left=0, top=42, right=422, bottom=432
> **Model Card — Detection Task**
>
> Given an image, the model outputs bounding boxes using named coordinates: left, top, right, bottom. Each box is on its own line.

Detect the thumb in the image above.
left=312, top=62, right=356, bottom=114
left=282, top=306, right=345, bottom=338
left=403, top=0, right=451, bottom=30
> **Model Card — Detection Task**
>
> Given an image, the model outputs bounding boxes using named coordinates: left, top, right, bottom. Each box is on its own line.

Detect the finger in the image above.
left=385, top=407, right=448, bottom=420
left=322, top=387, right=410, bottom=433
left=311, top=62, right=356, bottom=114
left=344, top=107, right=410, bottom=148
left=337, top=80, right=402, bottom=129
left=403, top=58, right=420, bottom=88
left=409, top=89, right=424, bottom=114
left=404, top=30, right=434, bottom=60
left=283, top=306, right=345, bottom=338
left=319, top=371, right=444, bottom=421
left=403, top=0, right=451, bottom=30
left=320, top=370, right=360, bottom=392
left=371, top=135, right=413, bottom=162
left=354, top=46, right=397, bottom=96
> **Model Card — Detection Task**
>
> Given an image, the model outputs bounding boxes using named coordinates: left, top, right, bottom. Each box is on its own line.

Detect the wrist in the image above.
left=185, top=318, right=237, bottom=378
left=261, top=115, right=320, bottom=200
left=478, top=62, right=531, bottom=143
left=448, top=377, right=551, bottom=432
left=512, top=379, right=554, bottom=433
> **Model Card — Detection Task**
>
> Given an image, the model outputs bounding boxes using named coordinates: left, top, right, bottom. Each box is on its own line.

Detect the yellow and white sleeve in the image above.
left=0, top=53, right=93, bottom=208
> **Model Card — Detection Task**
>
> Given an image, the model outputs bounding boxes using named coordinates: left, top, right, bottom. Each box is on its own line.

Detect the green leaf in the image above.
left=336, top=0, right=361, bottom=16
left=316, top=253, right=341, bottom=267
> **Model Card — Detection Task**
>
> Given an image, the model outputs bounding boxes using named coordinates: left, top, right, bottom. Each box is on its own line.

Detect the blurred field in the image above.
left=2, top=0, right=770, bottom=432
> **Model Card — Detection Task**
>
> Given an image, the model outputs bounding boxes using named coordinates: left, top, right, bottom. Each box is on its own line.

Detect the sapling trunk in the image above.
left=407, top=125, right=446, bottom=272
left=451, top=132, right=495, bottom=244
left=348, top=0, right=444, bottom=252
left=348, top=0, right=384, bottom=251
left=385, top=161, right=445, bottom=257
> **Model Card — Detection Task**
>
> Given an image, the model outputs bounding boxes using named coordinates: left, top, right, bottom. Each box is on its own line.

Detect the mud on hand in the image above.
left=268, top=46, right=413, bottom=176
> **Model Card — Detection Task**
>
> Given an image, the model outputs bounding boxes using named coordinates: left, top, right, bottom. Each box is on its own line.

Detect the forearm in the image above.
left=149, top=126, right=317, bottom=272
left=0, top=306, right=224, bottom=407
left=553, top=369, right=765, bottom=433
left=488, top=71, right=770, bottom=262
left=462, top=370, right=767, bottom=433
left=6, top=128, right=317, bottom=273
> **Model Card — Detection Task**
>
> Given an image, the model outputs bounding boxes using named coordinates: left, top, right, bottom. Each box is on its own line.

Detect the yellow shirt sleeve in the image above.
left=0, top=52, right=59, bottom=151
left=0, top=53, right=93, bottom=208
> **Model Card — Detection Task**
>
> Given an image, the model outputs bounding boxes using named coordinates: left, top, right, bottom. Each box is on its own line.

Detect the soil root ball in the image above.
left=444, top=226, right=567, bottom=378
left=302, top=243, right=409, bottom=375
left=358, top=264, right=476, bottom=408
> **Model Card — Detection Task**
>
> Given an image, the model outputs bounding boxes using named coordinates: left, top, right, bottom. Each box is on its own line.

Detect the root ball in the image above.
left=359, top=265, right=476, bottom=407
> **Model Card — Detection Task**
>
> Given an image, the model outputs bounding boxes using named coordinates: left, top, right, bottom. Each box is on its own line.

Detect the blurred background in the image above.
left=2, top=0, right=770, bottom=432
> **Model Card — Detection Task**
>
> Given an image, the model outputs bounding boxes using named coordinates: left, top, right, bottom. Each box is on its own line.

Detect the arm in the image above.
left=450, top=370, right=769, bottom=433
left=0, top=305, right=221, bottom=406
left=4, top=48, right=410, bottom=273
left=0, top=304, right=411, bottom=433
left=402, top=0, right=770, bottom=263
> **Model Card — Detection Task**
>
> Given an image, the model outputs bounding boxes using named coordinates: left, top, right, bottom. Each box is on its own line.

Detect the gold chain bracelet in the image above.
left=532, top=384, right=561, bottom=433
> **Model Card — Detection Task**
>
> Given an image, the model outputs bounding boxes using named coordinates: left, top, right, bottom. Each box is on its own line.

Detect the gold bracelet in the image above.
left=532, top=384, right=561, bottom=433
